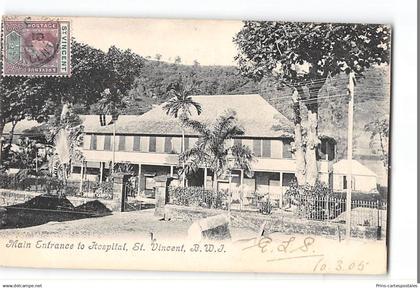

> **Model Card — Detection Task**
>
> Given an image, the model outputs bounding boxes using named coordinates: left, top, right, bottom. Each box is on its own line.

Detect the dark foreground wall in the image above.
left=166, top=205, right=385, bottom=240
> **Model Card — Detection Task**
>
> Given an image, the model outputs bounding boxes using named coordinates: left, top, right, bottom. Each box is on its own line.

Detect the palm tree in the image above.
left=180, top=109, right=254, bottom=196
left=93, top=89, right=126, bottom=174
left=163, top=77, right=202, bottom=187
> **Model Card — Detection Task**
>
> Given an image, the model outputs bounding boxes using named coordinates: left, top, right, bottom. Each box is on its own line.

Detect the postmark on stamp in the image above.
left=2, top=16, right=71, bottom=77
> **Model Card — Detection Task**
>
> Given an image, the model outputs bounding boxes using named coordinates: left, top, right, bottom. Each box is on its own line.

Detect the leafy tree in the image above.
left=234, top=21, right=391, bottom=186
left=364, top=118, right=389, bottom=167
left=0, top=68, right=55, bottom=168
left=174, top=56, right=182, bottom=65
left=163, top=75, right=202, bottom=186
left=6, top=137, right=45, bottom=172
left=0, top=40, right=144, bottom=171
left=155, top=54, right=162, bottom=61
left=180, top=110, right=254, bottom=196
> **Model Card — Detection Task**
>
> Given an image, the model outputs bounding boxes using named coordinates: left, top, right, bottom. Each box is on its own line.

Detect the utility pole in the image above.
left=346, top=71, right=355, bottom=240
left=0, top=137, right=3, bottom=170
left=111, top=119, right=116, bottom=175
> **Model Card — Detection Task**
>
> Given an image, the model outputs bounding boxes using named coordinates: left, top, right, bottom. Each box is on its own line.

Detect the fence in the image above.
left=65, top=180, right=113, bottom=200
left=168, top=186, right=228, bottom=209
left=0, top=174, right=113, bottom=200
left=285, top=194, right=387, bottom=228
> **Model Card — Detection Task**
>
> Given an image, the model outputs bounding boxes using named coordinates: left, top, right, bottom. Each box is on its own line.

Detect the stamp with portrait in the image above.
left=2, top=16, right=71, bottom=77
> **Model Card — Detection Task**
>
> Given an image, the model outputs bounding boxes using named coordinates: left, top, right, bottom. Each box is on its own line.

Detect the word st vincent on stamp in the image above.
left=2, top=16, right=71, bottom=77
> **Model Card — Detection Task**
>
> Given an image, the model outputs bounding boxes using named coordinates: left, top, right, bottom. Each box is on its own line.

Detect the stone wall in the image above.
left=0, top=189, right=119, bottom=211
left=165, top=204, right=385, bottom=240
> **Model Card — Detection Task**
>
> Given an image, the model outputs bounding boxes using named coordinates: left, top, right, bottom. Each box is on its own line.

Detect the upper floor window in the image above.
left=318, top=139, right=335, bottom=161
left=104, top=135, right=111, bottom=151
left=133, top=136, right=141, bottom=151
left=282, top=139, right=293, bottom=159
left=164, top=137, right=173, bottom=153
left=253, top=139, right=262, bottom=157
left=262, top=140, right=271, bottom=157
left=234, top=138, right=242, bottom=147
left=183, top=137, right=189, bottom=151
left=149, top=136, right=157, bottom=152
left=118, top=135, right=126, bottom=151
left=252, top=139, right=272, bottom=158
left=90, top=134, right=97, bottom=150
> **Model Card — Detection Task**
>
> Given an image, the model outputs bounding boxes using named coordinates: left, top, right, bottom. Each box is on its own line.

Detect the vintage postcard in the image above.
left=0, top=16, right=391, bottom=274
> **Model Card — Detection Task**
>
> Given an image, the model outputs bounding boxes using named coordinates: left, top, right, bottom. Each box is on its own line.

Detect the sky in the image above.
left=72, top=17, right=244, bottom=66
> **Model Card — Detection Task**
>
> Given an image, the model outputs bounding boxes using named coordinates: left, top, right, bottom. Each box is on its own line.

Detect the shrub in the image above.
left=284, top=180, right=336, bottom=220
left=169, top=186, right=228, bottom=209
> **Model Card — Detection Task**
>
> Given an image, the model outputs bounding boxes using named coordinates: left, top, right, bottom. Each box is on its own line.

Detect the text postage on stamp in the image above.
left=2, top=16, right=71, bottom=77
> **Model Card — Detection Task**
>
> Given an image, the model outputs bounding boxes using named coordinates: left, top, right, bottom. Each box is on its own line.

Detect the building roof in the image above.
left=333, top=159, right=377, bottom=177
left=83, top=94, right=294, bottom=138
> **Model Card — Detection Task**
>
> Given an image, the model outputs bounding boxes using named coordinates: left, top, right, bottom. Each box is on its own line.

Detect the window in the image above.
left=343, top=175, right=347, bottom=190
left=262, top=140, right=271, bottom=157
left=234, top=138, right=242, bottom=146
left=253, top=139, right=262, bottom=157
left=164, top=137, right=172, bottom=153
left=104, top=135, right=111, bottom=151
left=282, top=139, right=293, bottom=159
left=149, top=136, right=157, bottom=152
left=118, top=135, right=126, bottom=151
left=183, top=137, right=189, bottom=150
left=282, top=173, right=296, bottom=186
left=318, top=140, right=327, bottom=160
left=342, top=176, right=355, bottom=190
left=133, top=136, right=141, bottom=151
left=327, top=141, right=335, bottom=161
left=90, top=134, right=97, bottom=150
left=252, top=139, right=271, bottom=157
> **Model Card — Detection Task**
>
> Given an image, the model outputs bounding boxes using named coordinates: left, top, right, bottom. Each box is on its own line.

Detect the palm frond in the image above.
left=182, top=119, right=210, bottom=137
left=232, top=144, right=255, bottom=177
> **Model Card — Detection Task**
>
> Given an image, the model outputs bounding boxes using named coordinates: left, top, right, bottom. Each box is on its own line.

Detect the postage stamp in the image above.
left=2, top=16, right=71, bottom=77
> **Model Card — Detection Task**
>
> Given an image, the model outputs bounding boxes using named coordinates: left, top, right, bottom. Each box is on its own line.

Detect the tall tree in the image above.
left=163, top=75, right=202, bottom=186
left=234, top=21, right=391, bottom=186
left=365, top=118, right=389, bottom=167
left=174, top=56, right=182, bottom=65
left=0, top=40, right=144, bottom=171
left=0, top=70, right=53, bottom=168
left=180, top=110, right=254, bottom=195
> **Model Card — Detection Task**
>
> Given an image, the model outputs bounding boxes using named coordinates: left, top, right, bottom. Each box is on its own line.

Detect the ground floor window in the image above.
left=282, top=173, right=296, bottom=186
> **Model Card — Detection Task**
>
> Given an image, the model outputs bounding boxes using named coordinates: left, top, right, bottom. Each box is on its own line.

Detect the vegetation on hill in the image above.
left=120, top=59, right=390, bottom=162
left=1, top=37, right=390, bottom=177
left=114, top=60, right=259, bottom=115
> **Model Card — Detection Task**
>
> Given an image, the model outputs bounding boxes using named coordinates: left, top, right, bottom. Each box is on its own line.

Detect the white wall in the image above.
left=333, top=174, right=377, bottom=192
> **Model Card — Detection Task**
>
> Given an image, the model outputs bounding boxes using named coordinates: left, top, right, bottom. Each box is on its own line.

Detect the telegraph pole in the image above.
left=111, top=119, right=116, bottom=175
left=346, top=71, right=355, bottom=240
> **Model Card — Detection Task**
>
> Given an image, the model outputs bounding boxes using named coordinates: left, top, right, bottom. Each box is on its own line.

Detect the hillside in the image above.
left=83, top=59, right=390, bottom=166
left=118, top=60, right=259, bottom=115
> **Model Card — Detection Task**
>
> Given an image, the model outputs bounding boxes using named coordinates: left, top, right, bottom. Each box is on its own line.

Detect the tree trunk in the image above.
left=292, top=88, right=306, bottom=186
left=305, top=87, right=321, bottom=187
left=0, top=120, right=5, bottom=169
left=181, top=126, right=186, bottom=188
left=7, top=121, right=17, bottom=147
left=212, top=171, right=218, bottom=208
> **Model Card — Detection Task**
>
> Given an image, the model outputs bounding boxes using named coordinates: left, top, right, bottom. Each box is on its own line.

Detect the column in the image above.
left=279, top=172, right=283, bottom=208
left=79, top=161, right=84, bottom=193
left=204, top=167, right=207, bottom=190
left=240, top=169, right=244, bottom=210
left=170, top=165, right=174, bottom=177
left=99, top=162, right=103, bottom=184
left=137, top=164, right=142, bottom=197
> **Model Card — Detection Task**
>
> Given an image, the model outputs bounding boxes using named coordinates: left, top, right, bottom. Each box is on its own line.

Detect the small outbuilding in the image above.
left=333, top=159, right=378, bottom=193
